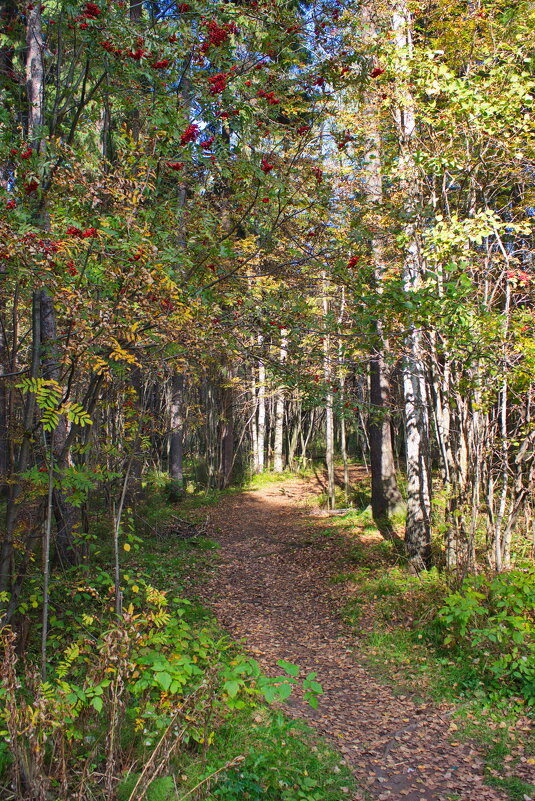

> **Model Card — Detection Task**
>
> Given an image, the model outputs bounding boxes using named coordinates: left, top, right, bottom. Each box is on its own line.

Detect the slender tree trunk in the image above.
left=40, top=290, right=80, bottom=566
left=358, top=22, right=403, bottom=530
left=273, top=330, right=288, bottom=473
left=25, top=3, right=44, bottom=150
left=0, top=286, right=7, bottom=492
left=287, top=399, right=301, bottom=469
left=300, top=408, right=315, bottom=464
left=219, top=366, right=234, bottom=488
left=26, top=3, right=81, bottom=565
left=41, top=433, right=54, bottom=681
left=403, top=324, right=432, bottom=568
left=496, top=268, right=512, bottom=570
left=250, top=358, right=259, bottom=473
left=369, top=347, right=404, bottom=524
left=168, top=373, right=184, bottom=500
left=323, top=277, right=336, bottom=509
left=393, top=2, right=432, bottom=567
left=1, top=292, right=41, bottom=594
left=257, top=337, right=266, bottom=472
left=340, top=410, right=349, bottom=504
left=206, top=380, right=217, bottom=490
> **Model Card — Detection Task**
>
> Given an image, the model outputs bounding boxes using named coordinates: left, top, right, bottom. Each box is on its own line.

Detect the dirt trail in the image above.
left=200, top=476, right=508, bottom=801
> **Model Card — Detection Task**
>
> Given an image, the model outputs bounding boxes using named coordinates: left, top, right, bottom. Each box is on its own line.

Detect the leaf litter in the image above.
left=196, top=476, right=531, bottom=801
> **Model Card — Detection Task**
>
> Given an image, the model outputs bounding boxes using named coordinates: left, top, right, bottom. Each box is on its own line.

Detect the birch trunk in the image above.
left=323, top=277, right=336, bottom=509
left=257, top=336, right=266, bottom=472
left=273, top=331, right=288, bottom=473
left=393, top=2, right=432, bottom=567
left=168, top=373, right=184, bottom=500
left=219, top=366, right=234, bottom=489
left=250, top=364, right=259, bottom=473
left=363, top=100, right=403, bottom=526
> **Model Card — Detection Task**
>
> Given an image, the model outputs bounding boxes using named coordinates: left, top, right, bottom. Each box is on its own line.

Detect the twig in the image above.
left=177, top=755, right=245, bottom=801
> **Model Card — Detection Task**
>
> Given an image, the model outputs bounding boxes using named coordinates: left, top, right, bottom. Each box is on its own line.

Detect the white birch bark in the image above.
left=273, top=330, right=288, bottom=473
left=323, top=276, right=336, bottom=509
left=257, top=335, right=266, bottom=472
left=393, top=2, right=432, bottom=567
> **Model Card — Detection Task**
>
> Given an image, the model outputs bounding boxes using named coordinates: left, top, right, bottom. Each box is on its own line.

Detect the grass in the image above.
left=118, top=710, right=356, bottom=801
left=248, top=469, right=301, bottom=489
left=173, top=709, right=355, bottom=801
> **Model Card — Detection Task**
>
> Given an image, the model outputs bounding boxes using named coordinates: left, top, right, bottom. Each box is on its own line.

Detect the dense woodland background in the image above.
left=0, top=0, right=534, bottom=798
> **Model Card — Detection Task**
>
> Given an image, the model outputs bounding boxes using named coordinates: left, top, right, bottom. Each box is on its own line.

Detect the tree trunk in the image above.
left=287, top=399, right=301, bottom=469
left=273, top=331, right=288, bottom=473
left=403, top=324, right=432, bottom=568
left=1, top=292, right=41, bottom=594
left=0, top=284, right=7, bottom=492
left=358, top=9, right=403, bottom=530
left=168, top=372, right=184, bottom=500
left=40, top=290, right=80, bottom=567
left=340, top=411, right=349, bottom=504
left=250, top=361, right=259, bottom=473
left=205, top=380, right=217, bottom=490
left=359, top=8, right=404, bottom=531
left=393, top=1, right=432, bottom=568
left=369, top=347, right=404, bottom=525
left=25, top=3, right=44, bottom=150
left=219, top=367, right=234, bottom=488
left=257, top=337, right=266, bottom=472
left=323, top=278, right=336, bottom=509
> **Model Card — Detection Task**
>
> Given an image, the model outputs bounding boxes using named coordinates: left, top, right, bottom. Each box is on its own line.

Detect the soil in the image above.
left=197, top=472, right=527, bottom=801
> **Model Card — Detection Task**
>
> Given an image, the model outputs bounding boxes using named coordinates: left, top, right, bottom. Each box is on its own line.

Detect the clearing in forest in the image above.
left=199, top=473, right=515, bottom=801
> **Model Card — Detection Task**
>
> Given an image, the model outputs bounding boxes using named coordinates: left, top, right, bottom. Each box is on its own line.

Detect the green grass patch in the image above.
left=175, top=709, right=355, bottom=801
left=248, top=470, right=300, bottom=489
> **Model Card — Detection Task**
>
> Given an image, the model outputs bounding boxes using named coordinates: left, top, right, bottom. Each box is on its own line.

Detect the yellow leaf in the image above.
left=123, top=543, right=131, bottom=552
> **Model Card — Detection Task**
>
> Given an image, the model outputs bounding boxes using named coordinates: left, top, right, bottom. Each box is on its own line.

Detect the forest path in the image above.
left=199, top=473, right=507, bottom=801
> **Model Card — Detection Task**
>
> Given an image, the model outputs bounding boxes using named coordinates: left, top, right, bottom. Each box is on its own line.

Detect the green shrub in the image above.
left=0, top=572, right=321, bottom=800
left=433, top=568, right=535, bottom=703
left=206, top=714, right=353, bottom=801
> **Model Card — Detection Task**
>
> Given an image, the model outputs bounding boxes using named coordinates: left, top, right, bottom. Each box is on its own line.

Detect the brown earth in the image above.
left=197, top=473, right=528, bottom=801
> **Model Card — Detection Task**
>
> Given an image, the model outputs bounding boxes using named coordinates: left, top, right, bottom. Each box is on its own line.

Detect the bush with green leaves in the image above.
left=0, top=572, right=322, bottom=800
left=203, top=713, right=353, bottom=801
left=433, top=568, right=535, bottom=703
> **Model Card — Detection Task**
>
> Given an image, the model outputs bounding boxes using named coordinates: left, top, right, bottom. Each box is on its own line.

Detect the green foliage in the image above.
left=341, top=560, right=535, bottom=704
left=0, top=512, right=324, bottom=800
left=342, top=565, right=448, bottom=631
left=117, top=774, right=175, bottom=801
left=433, top=568, right=535, bottom=703
left=18, top=378, right=92, bottom=431
left=180, top=711, right=355, bottom=801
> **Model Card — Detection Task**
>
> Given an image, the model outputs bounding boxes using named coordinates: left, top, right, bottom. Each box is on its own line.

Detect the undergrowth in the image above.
left=327, top=514, right=535, bottom=800
left=0, top=480, right=355, bottom=801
